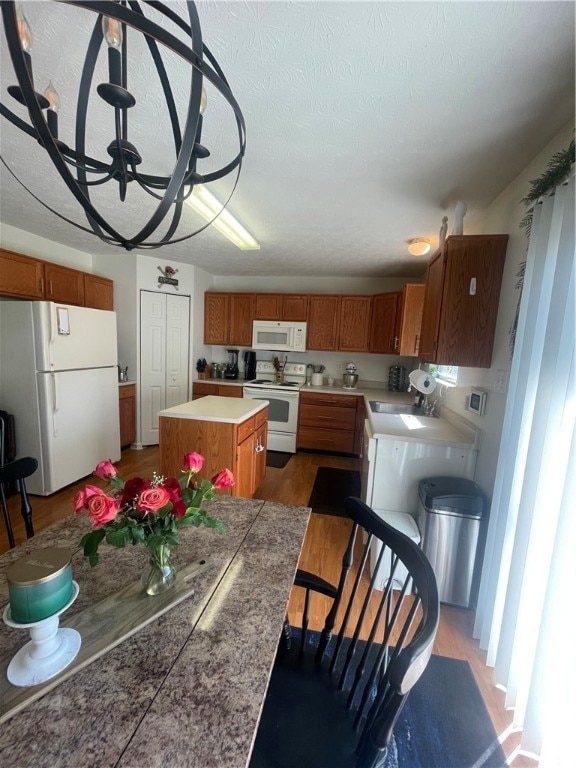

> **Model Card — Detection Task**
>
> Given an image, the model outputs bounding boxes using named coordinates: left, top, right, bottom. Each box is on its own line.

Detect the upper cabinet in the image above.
left=307, top=295, right=341, bottom=350
left=396, top=284, right=426, bottom=356
left=44, top=262, right=85, bottom=306
left=0, top=248, right=114, bottom=309
left=204, top=292, right=254, bottom=347
left=84, top=274, right=114, bottom=310
left=369, top=292, right=399, bottom=354
left=419, top=235, right=508, bottom=367
left=338, top=295, right=372, bottom=352
left=204, top=289, right=424, bottom=354
left=0, top=249, right=44, bottom=299
left=253, top=293, right=309, bottom=321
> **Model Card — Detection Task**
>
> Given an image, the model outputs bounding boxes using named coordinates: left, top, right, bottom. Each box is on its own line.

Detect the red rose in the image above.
left=87, top=493, right=120, bottom=527
left=137, top=487, right=171, bottom=514
left=73, top=484, right=105, bottom=513
left=93, top=460, right=117, bottom=480
left=183, top=452, right=204, bottom=473
left=171, top=499, right=187, bottom=518
left=211, top=468, right=235, bottom=490
left=120, top=477, right=149, bottom=507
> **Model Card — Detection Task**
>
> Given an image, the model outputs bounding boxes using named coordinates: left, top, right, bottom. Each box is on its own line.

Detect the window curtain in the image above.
left=473, top=168, right=575, bottom=764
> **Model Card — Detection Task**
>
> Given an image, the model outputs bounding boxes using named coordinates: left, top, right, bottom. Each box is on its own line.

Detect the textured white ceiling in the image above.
left=0, top=1, right=574, bottom=277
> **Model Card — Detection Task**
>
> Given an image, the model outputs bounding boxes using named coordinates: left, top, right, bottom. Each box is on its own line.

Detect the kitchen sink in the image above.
left=369, top=401, right=434, bottom=417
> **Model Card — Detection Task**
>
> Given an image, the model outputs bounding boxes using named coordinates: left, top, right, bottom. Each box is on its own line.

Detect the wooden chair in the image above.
left=249, top=497, right=439, bottom=768
left=0, top=457, right=38, bottom=549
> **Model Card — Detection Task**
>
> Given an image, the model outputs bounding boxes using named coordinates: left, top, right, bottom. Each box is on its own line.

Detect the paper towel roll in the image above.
left=408, top=370, right=437, bottom=395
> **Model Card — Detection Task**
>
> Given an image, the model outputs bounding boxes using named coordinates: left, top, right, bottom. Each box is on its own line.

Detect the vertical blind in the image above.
left=473, top=169, right=575, bottom=764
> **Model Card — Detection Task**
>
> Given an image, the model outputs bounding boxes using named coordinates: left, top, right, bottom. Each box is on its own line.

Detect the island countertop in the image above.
left=159, top=395, right=268, bottom=423
left=0, top=497, right=310, bottom=768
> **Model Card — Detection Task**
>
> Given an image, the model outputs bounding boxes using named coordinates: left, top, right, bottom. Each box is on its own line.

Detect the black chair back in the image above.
left=0, top=456, right=38, bottom=549
left=250, top=496, right=440, bottom=768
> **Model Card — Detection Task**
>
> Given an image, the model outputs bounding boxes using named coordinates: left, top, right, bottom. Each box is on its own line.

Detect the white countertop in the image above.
left=158, top=395, right=268, bottom=423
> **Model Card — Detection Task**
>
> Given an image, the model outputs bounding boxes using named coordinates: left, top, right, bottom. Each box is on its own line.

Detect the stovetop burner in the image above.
left=244, top=362, right=307, bottom=391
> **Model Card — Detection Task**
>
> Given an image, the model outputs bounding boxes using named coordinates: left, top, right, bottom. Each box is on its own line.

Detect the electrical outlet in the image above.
left=337, top=362, right=345, bottom=372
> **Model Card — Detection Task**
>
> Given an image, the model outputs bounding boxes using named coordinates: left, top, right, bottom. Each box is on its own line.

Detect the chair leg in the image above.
left=17, top=480, right=34, bottom=539
left=281, top=617, right=292, bottom=650
left=1, top=485, right=15, bottom=549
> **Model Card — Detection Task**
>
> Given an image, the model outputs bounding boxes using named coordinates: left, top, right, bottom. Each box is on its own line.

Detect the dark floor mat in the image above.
left=266, top=451, right=292, bottom=469
left=307, top=467, right=361, bottom=517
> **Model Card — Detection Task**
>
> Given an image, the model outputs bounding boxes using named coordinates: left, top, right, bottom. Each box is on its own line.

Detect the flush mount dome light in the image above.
left=407, top=238, right=431, bottom=256
left=0, top=1, right=246, bottom=251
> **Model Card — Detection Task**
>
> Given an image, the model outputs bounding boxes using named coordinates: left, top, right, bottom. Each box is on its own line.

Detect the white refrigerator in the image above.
left=0, top=300, right=121, bottom=495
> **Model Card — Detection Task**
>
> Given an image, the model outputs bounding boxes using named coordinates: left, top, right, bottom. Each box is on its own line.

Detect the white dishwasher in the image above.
left=361, top=414, right=478, bottom=590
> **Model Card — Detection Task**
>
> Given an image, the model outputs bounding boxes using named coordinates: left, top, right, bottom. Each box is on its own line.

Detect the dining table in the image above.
left=0, top=495, right=310, bottom=768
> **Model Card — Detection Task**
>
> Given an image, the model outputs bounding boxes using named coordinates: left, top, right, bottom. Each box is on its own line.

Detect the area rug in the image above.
left=307, top=466, right=361, bottom=517
left=266, top=451, right=292, bottom=469
left=252, top=629, right=507, bottom=768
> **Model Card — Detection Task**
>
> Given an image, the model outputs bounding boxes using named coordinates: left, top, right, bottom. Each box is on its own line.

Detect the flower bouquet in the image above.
left=73, top=453, right=233, bottom=594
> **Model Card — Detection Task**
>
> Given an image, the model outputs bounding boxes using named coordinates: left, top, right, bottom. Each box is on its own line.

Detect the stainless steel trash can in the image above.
left=417, top=477, right=486, bottom=608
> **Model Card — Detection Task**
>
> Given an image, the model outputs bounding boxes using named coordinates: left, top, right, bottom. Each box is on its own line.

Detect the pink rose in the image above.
left=93, top=460, right=117, bottom=480
left=183, top=452, right=204, bottom=473
left=73, top=484, right=106, bottom=513
left=136, top=487, right=171, bottom=514
left=211, top=468, right=235, bottom=490
left=87, top=493, right=120, bottom=527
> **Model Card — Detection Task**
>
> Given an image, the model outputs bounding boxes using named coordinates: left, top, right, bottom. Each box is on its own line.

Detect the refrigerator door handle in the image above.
left=50, top=372, right=59, bottom=437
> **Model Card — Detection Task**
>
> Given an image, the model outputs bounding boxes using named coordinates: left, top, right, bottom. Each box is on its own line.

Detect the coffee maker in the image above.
left=224, top=349, right=239, bottom=379
left=243, top=350, right=257, bottom=381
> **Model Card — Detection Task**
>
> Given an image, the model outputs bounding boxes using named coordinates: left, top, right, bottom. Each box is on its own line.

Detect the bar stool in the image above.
left=0, top=457, right=38, bottom=549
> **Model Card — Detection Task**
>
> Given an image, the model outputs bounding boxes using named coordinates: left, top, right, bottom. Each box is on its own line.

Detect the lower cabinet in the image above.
left=119, top=384, right=136, bottom=448
left=159, top=406, right=268, bottom=498
left=192, top=382, right=243, bottom=399
left=297, top=392, right=361, bottom=455
left=235, top=409, right=268, bottom=497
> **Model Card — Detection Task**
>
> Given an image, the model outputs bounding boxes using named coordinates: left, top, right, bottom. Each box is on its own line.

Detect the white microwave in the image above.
left=252, top=321, right=307, bottom=352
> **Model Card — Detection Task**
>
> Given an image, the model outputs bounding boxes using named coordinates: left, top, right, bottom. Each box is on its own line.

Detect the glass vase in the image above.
left=140, top=543, right=176, bottom=595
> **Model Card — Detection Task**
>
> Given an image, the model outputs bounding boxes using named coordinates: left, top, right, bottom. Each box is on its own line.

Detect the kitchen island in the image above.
left=0, top=496, right=310, bottom=768
left=159, top=396, right=269, bottom=498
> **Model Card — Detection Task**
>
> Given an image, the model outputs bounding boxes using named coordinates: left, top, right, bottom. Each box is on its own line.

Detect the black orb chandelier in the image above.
left=0, top=1, right=246, bottom=250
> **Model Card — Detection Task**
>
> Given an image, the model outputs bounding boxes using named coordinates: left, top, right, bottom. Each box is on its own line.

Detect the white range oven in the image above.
left=242, top=362, right=306, bottom=453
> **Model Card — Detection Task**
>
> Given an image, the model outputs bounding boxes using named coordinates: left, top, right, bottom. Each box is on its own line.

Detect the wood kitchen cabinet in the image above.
left=193, top=382, right=243, bottom=399
left=235, top=407, right=268, bottom=497
left=119, top=384, right=136, bottom=448
left=159, top=403, right=268, bottom=498
left=396, top=284, right=425, bottom=356
left=419, top=235, right=508, bottom=367
left=369, top=292, right=400, bottom=353
left=254, top=293, right=309, bottom=322
left=204, top=292, right=254, bottom=346
left=44, top=262, right=85, bottom=305
left=307, top=295, right=341, bottom=351
left=84, top=274, right=114, bottom=310
left=298, top=391, right=360, bottom=454
left=0, top=248, right=114, bottom=309
left=254, top=294, right=282, bottom=320
left=0, top=249, right=45, bottom=299
left=338, top=295, right=372, bottom=352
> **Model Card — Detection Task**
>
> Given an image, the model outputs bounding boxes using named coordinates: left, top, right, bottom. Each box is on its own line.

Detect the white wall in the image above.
left=0, top=222, right=93, bottom=271
left=440, top=122, right=575, bottom=497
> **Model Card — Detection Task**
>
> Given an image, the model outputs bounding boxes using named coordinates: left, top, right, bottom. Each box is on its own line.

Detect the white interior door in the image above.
left=165, top=294, right=190, bottom=409
left=140, top=291, right=190, bottom=446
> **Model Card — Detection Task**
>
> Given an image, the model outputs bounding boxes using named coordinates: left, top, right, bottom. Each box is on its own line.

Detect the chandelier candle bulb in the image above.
left=7, top=548, right=74, bottom=624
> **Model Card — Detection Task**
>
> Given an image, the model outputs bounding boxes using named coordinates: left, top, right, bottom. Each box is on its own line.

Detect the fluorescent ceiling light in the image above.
left=186, top=186, right=260, bottom=250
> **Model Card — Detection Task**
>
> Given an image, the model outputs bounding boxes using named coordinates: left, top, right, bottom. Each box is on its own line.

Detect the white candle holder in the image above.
left=3, top=581, right=81, bottom=687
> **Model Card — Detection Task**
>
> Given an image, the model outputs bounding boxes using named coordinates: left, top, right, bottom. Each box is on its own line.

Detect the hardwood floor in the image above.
left=1, top=446, right=536, bottom=766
